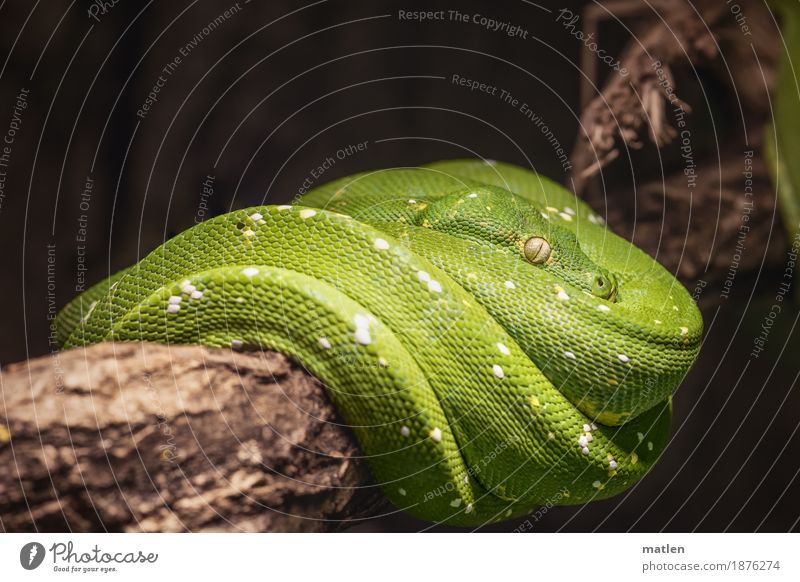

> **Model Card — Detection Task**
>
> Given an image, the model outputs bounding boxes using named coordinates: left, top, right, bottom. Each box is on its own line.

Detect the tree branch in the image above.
left=0, top=343, right=388, bottom=532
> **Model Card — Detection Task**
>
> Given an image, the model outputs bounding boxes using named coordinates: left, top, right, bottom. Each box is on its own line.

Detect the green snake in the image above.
left=57, top=159, right=702, bottom=526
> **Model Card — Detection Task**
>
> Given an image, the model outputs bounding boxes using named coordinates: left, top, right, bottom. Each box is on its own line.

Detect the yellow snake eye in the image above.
left=523, top=236, right=551, bottom=264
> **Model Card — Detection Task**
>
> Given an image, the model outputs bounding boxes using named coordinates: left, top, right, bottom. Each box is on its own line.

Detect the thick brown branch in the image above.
left=0, top=343, right=388, bottom=532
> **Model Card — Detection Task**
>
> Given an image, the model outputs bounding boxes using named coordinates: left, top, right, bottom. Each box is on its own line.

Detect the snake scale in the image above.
left=57, top=159, right=702, bottom=526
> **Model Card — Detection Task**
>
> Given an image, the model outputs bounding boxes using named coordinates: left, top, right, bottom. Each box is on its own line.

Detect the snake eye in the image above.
left=592, top=273, right=618, bottom=300
left=524, top=236, right=551, bottom=264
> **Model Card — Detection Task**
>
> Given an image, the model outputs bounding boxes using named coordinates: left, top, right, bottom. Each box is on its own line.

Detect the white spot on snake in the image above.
left=374, top=238, right=390, bottom=250
left=680, top=326, right=689, bottom=335
left=637, top=432, right=644, bottom=442
left=190, top=290, right=203, bottom=300
left=243, top=229, right=255, bottom=237
left=378, top=357, right=388, bottom=367
left=504, top=280, right=516, bottom=289
left=277, top=205, right=291, bottom=211
left=541, top=211, right=549, bottom=219
left=318, top=337, right=332, bottom=349
left=492, top=364, right=505, bottom=379
left=586, top=434, right=594, bottom=442
left=181, top=279, right=191, bottom=286
left=617, top=354, right=630, bottom=363
left=581, top=447, right=590, bottom=455
left=465, top=503, right=474, bottom=513
left=242, top=267, right=259, bottom=278
left=400, top=425, right=410, bottom=437
left=249, top=212, right=263, bottom=221
left=463, top=475, right=469, bottom=483
left=505, top=509, right=513, bottom=517
left=168, top=295, right=182, bottom=304
left=408, top=199, right=417, bottom=204
left=299, top=209, right=317, bottom=219
left=417, top=270, right=431, bottom=282
left=609, top=459, right=618, bottom=470
left=583, top=424, right=591, bottom=433
left=654, top=319, right=662, bottom=324
left=591, top=423, right=597, bottom=430
left=598, top=304, right=611, bottom=312
left=578, top=436, right=588, bottom=447
left=547, top=432, right=555, bottom=440
left=399, top=488, right=406, bottom=496
left=592, top=480, right=602, bottom=489
left=647, top=441, right=654, bottom=451
left=557, top=290, right=570, bottom=301
left=450, top=498, right=462, bottom=508
left=559, top=212, right=573, bottom=221
left=468, top=193, right=478, bottom=198
left=564, top=351, right=576, bottom=360
left=430, top=427, right=443, bottom=443
left=564, top=207, right=576, bottom=215
left=497, top=342, right=510, bottom=355
left=236, top=297, right=244, bottom=303
left=231, top=339, right=243, bottom=349
left=354, top=328, right=372, bottom=345
left=427, top=280, right=443, bottom=293
left=181, top=284, right=196, bottom=295
left=166, top=304, right=180, bottom=314
left=546, top=206, right=559, bottom=213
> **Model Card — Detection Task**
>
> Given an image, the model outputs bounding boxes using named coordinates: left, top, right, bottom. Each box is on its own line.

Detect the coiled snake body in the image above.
left=57, top=160, right=702, bottom=526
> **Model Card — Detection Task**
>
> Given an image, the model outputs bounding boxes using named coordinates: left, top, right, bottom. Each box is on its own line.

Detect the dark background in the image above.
left=1, top=0, right=798, bottom=532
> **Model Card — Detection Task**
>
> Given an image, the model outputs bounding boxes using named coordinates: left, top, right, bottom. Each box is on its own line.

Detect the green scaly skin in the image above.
left=57, top=160, right=702, bottom=526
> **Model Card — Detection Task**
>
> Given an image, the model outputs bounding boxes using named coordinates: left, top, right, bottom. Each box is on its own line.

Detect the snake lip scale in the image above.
left=57, top=159, right=702, bottom=526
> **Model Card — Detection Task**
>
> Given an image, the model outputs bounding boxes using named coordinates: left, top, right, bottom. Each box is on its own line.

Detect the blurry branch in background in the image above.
left=570, top=0, right=788, bottom=299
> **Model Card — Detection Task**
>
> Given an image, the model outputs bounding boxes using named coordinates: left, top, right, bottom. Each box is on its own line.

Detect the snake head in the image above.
left=420, top=186, right=619, bottom=302
left=520, top=230, right=619, bottom=302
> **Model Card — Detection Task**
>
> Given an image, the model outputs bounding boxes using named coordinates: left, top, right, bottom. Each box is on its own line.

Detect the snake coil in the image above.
left=57, top=160, right=702, bottom=525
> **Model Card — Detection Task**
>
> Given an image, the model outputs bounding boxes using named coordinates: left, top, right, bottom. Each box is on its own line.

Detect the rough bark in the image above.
left=0, top=342, right=388, bottom=532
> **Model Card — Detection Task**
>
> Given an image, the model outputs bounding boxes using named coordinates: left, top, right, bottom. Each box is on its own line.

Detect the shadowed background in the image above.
left=0, top=0, right=798, bottom=532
